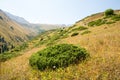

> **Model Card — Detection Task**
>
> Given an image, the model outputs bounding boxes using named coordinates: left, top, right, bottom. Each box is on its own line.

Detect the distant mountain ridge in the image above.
left=0, top=9, right=33, bottom=53
left=5, top=11, right=30, bottom=25
left=4, top=10, right=67, bottom=32
left=0, top=9, right=68, bottom=53
left=4, top=11, right=43, bottom=34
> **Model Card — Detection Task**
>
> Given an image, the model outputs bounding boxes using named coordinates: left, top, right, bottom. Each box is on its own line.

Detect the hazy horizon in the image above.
left=0, top=0, right=120, bottom=24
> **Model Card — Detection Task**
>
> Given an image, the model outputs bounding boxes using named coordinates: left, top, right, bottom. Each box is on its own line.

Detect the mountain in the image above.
left=27, top=9, right=120, bottom=79
left=0, top=9, right=120, bottom=80
left=5, top=11, right=30, bottom=25
left=0, top=9, right=68, bottom=53
left=0, top=9, right=35, bottom=53
left=4, top=11, right=44, bottom=34
left=5, top=11, right=67, bottom=33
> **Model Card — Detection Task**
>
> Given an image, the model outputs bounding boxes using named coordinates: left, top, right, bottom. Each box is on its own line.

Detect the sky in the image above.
left=0, top=0, right=120, bottom=24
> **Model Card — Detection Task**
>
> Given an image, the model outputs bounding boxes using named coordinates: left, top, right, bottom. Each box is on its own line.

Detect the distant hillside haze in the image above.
left=31, top=24, right=67, bottom=31
left=4, top=10, right=67, bottom=32
left=4, top=11, right=44, bottom=34
left=5, top=11, right=30, bottom=25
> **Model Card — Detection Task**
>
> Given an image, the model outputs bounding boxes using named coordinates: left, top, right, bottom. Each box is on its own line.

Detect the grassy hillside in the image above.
left=0, top=9, right=120, bottom=80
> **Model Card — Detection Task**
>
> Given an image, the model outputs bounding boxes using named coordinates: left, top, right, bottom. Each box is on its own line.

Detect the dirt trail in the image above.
left=0, top=46, right=45, bottom=80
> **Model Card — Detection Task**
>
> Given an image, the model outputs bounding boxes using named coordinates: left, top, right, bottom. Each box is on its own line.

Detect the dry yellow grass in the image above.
left=0, top=13, right=120, bottom=80
left=0, top=22, right=120, bottom=80
left=0, top=46, right=45, bottom=80
left=36, top=21, right=120, bottom=80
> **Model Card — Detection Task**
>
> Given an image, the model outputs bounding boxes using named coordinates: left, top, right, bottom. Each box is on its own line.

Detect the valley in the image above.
left=0, top=9, right=120, bottom=80
left=0, top=9, right=65, bottom=53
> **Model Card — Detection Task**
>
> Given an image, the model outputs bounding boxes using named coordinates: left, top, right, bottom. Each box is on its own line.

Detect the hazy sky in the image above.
left=0, top=0, right=120, bottom=24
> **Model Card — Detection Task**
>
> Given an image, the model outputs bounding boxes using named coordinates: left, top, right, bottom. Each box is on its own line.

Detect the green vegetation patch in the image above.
left=104, top=9, right=114, bottom=17
left=72, top=26, right=88, bottom=31
left=111, top=15, right=120, bottom=21
left=81, top=30, right=91, bottom=35
left=29, top=44, right=89, bottom=71
left=0, top=43, right=28, bottom=62
left=88, top=19, right=106, bottom=27
left=35, top=29, right=69, bottom=46
left=0, top=52, right=21, bottom=62
left=106, top=21, right=115, bottom=24
left=71, top=32, right=79, bottom=37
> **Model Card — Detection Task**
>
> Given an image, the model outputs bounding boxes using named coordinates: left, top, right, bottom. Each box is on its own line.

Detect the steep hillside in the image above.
left=0, top=9, right=120, bottom=80
left=4, top=11, right=44, bottom=34
left=5, top=11, right=30, bottom=25
left=0, top=10, right=34, bottom=53
left=5, top=11, right=66, bottom=33
left=0, top=9, right=68, bottom=53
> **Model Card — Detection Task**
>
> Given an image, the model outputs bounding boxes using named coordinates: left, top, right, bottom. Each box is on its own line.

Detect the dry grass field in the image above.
left=0, top=10, right=120, bottom=80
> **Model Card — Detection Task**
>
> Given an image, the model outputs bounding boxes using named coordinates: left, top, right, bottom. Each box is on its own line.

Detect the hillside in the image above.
left=0, top=9, right=36, bottom=53
left=0, top=9, right=66, bottom=53
left=4, top=11, right=44, bottom=34
left=5, top=11, right=66, bottom=33
left=0, top=9, right=120, bottom=80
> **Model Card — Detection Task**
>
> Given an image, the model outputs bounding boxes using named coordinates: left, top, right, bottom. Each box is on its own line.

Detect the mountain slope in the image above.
left=5, top=11, right=66, bottom=33
left=4, top=11, right=44, bottom=34
left=29, top=10, right=120, bottom=80
left=0, top=9, right=68, bottom=53
left=0, top=9, right=120, bottom=80
left=0, top=9, right=34, bottom=53
left=5, top=11, right=30, bottom=25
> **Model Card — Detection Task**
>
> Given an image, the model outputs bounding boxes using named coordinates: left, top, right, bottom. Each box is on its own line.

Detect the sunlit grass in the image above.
left=0, top=20, right=120, bottom=80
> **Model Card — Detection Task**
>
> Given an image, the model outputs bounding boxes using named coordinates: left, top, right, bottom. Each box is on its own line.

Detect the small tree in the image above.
left=104, top=9, right=114, bottom=17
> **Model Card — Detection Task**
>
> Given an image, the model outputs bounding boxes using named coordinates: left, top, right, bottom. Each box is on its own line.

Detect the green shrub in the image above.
left=0, top=43, right=28, bottom=62
left=71, top=32, right=79, bottom=37
left=88, top=21, right=96, bottom=26
left=79, top=26, right=88, bottom=30
left=13, top=43, right=28, bottom=52
left=0, top=52, right=21, bottom=62
left=106, top=21, right=115, bottom=24
left=29, top=44, right=89, bottom=70
left=72, top=26, right=88, bottom=31
left=111, top=15, right=120, bottom=21
left=88, top=19, right=106, bottom=26
left=104, top=9, right=114, bottom=17
left=81, top=30, right=91, bottom=35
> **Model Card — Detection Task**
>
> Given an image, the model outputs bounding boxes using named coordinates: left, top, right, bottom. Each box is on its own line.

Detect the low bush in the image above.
left=106, top=21, right=115, bottom=24
left=29, top=44, right=89, bottom=70
left=71, top=32, right=79, bottom=37
left=81, top=30, right=91, bottom=35
left=0, top=52, right=21, bottom=62
left=79, top=26, right=88, bottom=30
left=88, top=19, right=106, bottom=26
left=111, top=15, right=120, bottom=21
left=72, top=26, right=88, bottom=31
left=0, top=43, right=28, bottom=62
left=13, top=43, right=28, bottom=52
